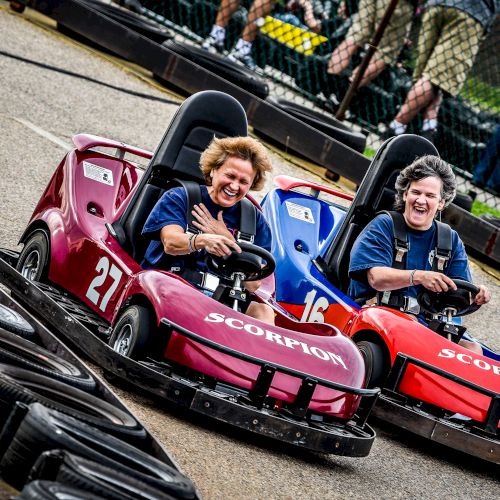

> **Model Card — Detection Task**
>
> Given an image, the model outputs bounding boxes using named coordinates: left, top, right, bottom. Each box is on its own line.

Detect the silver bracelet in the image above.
left=409, top=269, right=417, bottom=287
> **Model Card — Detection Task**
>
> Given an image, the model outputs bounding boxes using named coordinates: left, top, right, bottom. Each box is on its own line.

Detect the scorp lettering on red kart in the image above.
left=204, top=312, right=347, bottom=369
left=439, top=348, right=500, bottom=375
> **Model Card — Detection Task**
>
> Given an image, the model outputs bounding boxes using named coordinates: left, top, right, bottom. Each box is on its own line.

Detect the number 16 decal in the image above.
left=86, top=256, right=123, bottom=312
left=301, top=289, right=329, bottom=323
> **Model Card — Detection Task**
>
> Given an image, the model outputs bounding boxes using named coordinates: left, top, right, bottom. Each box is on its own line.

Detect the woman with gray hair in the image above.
left=348, top=155, right=490, bottom=353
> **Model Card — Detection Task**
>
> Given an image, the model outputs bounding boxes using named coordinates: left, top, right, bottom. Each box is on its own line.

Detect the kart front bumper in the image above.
left=375, top=353, right=500, bottom=464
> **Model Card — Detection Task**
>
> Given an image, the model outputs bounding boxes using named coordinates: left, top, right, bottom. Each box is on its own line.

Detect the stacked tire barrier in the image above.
left=0, top=302, right=198, bottom=499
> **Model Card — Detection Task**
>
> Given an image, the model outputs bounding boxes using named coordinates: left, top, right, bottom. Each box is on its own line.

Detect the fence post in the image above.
left=336, top=0, right=401, bottom=121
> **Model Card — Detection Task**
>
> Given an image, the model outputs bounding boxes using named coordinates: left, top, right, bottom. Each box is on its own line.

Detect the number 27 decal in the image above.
left=85, top=256, right=123, bottom=312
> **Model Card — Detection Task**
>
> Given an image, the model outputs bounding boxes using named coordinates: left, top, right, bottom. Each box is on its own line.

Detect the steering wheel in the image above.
left=206, top=241, right=276, bottom=282
left=417, top=278, right=481, bottom=317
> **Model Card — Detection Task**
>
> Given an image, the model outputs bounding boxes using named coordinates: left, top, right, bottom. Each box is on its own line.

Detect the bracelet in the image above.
left=193, top=234, right=201, bottom=252
left=409, top=269, right=417, bottom=287
left=187, top=233, right=196, bottom=253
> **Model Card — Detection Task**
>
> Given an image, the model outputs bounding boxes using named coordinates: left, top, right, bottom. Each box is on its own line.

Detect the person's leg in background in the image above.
left=386, top=7, right=483, bottom=141
left=202, top=0, right=241, bottom=53
left=228, top=0, right=276, bottom=69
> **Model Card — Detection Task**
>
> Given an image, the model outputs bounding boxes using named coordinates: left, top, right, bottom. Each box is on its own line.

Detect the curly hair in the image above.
left=394, top=155, right=456, bottom=211
left=200, top=136, right=272, bottom=191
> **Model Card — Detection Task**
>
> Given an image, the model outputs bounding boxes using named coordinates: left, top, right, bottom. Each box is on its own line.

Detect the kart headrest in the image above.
left=149, top=90, right=248, bottom=183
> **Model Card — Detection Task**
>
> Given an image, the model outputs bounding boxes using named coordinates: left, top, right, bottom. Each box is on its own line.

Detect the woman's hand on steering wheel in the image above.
left=192, top=204, right=234, bottom=240
left=416, top=270, right=457, bottom=293
left=201, top=234, right=241, bottom=257
left=474, top=284, right=491, bottom=305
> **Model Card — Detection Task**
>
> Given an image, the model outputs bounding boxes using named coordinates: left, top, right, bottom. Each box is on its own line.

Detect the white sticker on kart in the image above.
left=83, top=161, right=114, bottom=186
left=285, top=201, right=315, bottom=224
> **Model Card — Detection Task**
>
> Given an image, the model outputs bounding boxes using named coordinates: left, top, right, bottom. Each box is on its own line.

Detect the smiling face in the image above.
left=403, top=176, right=445, bottom=230
left=208, top=156, right=256, bottom=208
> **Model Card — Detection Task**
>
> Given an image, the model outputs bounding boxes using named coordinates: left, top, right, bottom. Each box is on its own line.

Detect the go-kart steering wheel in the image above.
left=417, top=278, right=481, bottom=317
left=206, top=241, right=276, bottom=282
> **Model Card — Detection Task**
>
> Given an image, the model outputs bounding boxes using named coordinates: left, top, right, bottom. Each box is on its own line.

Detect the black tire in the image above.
left=30, top=449, right=179, bottom=500
left=16, top=230, right=50, bottom=282
left=357, top=341, right=387, bottom=389
left=452, top=192, right=473, bottom=212
left=0, top=403, right=196, bottom=498
left=108, top=305, right=156, bottom=359
left=81, top=0, right=172, bottom=44
left=267, top=97, right=367, bottom=153
left=161, top=40, right=269, bottom=100
left=0, top=329, right=96, bottom=392
left=16, top=480, right=105, bottom=500
left=0, top=364, right=145, bottom=442
left=0, top=304, right=35, bottom=339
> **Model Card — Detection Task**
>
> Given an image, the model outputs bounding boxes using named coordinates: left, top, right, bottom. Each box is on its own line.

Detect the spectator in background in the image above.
left=327, top=0, right=416, bottom=88
left=202, top=0, right=276, bottom=69
left=385, top=0, right=498, bottom=142
left=473, top=124, right=500, bottom=194
left=274, top=0, right=334, bottom=34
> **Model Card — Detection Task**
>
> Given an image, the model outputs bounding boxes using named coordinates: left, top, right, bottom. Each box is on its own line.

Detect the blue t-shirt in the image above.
left=141, top=185, right=272, bottom=272
left=348, top=213, right=471, bottom=317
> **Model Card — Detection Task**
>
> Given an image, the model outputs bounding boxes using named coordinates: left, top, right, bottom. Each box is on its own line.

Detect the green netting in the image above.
left=140, top=0, right=500, bottom=207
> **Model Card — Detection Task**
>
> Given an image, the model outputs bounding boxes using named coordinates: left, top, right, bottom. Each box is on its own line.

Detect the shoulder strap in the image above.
left=379, top=210, right=408, bottom=269
left=236, top=198, right=256, bottom=243
left=175, top=179, right=202, bottom=234
left=433, top=220, right=452, bottom=272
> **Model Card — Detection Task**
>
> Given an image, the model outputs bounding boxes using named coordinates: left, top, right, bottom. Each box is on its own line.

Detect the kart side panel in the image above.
left=24, top=148, right=144, bottom=323
left=263, top=187, right=358, bottom=331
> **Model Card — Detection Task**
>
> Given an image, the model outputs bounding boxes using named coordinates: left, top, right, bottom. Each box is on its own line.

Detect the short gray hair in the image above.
left=394, top=155, right=456, bottom=211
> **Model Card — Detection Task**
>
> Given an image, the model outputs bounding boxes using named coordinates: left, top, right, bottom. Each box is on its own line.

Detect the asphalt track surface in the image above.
left=1, top=3, right=499, bottom=498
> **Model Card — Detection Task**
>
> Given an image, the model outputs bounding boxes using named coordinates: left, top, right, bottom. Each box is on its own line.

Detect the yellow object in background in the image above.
left=259, top=15, right=327, bottom=55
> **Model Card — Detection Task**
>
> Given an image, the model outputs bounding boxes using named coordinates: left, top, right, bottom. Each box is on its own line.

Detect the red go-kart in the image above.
left=6, top=91, right=379, bottom=457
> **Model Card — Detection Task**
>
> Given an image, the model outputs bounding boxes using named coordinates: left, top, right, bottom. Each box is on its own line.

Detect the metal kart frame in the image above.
left=376, top=353, right=500, bottom=464
left=0, top=256, right=379, bottom=457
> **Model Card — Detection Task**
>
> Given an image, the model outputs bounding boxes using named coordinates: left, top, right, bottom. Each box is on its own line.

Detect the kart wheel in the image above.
left=109, top=305, right=156, bottom=359
left=16, top=230, right=50, bottom=282
left=0, top=304, right=35, bottom=339
left=358, top=341, right=387, bottom=389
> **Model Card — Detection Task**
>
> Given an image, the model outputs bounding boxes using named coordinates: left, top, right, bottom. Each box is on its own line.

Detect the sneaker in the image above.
left=228, top=49, right=257, bottom=70
left=202, top=34, right=224, bottom=54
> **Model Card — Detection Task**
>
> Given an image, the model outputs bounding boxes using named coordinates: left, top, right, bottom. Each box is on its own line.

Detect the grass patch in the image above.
left=364, top=147, right=376, bottom=159
left=472, top=200, right=500, bottom=218
left=461, top=78, right=500, bottom=114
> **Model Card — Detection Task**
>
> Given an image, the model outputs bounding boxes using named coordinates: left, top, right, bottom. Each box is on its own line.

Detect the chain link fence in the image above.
left=139, top=0, right=499, bottom=209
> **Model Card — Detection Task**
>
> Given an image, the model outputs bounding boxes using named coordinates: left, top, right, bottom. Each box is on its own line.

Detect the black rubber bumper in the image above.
left=374, top=394, right=500, bottom=464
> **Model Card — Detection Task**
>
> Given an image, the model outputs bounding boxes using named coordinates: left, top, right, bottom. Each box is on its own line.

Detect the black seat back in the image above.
left=324, top=134, right=439, bottom=292
left=114, top=90, right=248, bottom=261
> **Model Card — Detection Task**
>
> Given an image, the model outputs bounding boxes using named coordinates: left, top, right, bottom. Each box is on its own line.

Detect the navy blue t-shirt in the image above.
left=142, top=185, right=272, bottom=272
left=348, top=213, right=471, bottom=314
